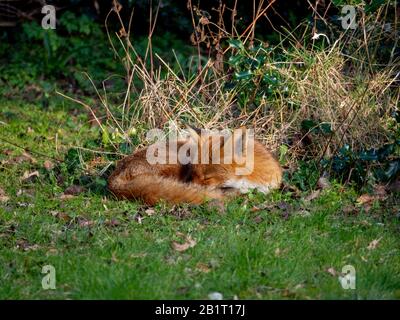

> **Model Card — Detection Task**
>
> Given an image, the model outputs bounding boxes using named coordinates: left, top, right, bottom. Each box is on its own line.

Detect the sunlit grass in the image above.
left=1, top=102, right=399, bottom=299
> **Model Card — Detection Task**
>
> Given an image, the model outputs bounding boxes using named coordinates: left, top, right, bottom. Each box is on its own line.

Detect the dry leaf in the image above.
left=2, top=149, right=13, bottom=156
left=342, top=205, right=358, bottom=215
left=0, top=187, right=10, bottom=202
left=145, top=208, right=155, bottom=216
left=43, top=160, right=54, bottom=170
left=367, top=238, right=381, bottom=250
left=305, top=190, right=321, bottom=201
left=296, top=209, right=311, bottom=217
left=22, top=151, right=37, bottom=163
left=64, top=185, right=85, bottom=195
left=251, top=203, right=275, bottom=212
left=326, top=267, right=338, bottom=277
left=78, top=218, right=94, bottom=228
left=105, top=218, right=121, bottom=227
left=51, top=211, right=71, bottom=222
left=373, top=185, right=387, bottom=199
left=356, top=193, right=382, bottom=212
left=59, top=194, right=75, bottom=200
left=196, top=262, right=211, bottom=273
left=317, top=176, right=331, bottom=189
left=21, top=170, right=39, bottom=182
left=47, top=248, right=58, bottom=255
left=15, top=152, right=37, bottom=164
left=357, top=194, right=376, bottom=205
left=16, top=239, right=39, bottom=251
left=172, top=235, right=197, bottom=252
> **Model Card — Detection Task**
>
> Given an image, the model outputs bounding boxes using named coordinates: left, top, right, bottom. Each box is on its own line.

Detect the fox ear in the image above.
left=186, top=125, right=201, bottom=142
left=223, top=127, right=247, bottom=157
left=235, top=127, right=248, bottom=155
left=186, top=125, right=206, bottom=145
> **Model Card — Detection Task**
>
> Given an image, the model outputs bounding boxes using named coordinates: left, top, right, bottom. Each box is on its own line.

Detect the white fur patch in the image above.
left=223, top=178, right=272, bottom=194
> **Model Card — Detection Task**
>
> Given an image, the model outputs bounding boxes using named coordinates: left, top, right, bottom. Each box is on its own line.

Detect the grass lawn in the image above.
left=1, top=100, right=400, bottom=299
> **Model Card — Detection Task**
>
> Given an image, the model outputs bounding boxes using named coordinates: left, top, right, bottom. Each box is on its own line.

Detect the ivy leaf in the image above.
left=228, top=54, right=242, bottom=66
left=320, top=123, right=333, bottom=134
left=119, top=142, right=133, bottom=154
left=377, top=143, right=394, bottom=161
left=301, top=119, right=318, bottom=132
left=359, top=149, right=378, bottom=161
left=234, top=70, right=253, bottom=80
left=385, top=160, right=400, bottom=180
left=228, top=39, right=244, bottom=50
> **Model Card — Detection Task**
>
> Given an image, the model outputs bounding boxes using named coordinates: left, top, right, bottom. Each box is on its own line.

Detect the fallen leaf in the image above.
left=0, top=187, right=10, bottom=202
left=196, top=262, right=211, bottom=273
left=342, top=205, right=358, bottom=215
left=47, top=248, right=58, bottom=255
left=2, top=149, right=13, bottom=156
left=253, top=215, right=263, bottom=223
left=5, top=151, right=37, bottom=165
left=317, top=176, right=331, bottom=190
left=105, top=218, right=121, bottom=227
left=16, top=239, right=40, bottom=251
left=305, top=190, right=321, bottom=201
left=51, top=211, right=71, bottom=222
left=78, top=218, right=95, bottom=228
left=145, top=208, right=155, bottom=216
left=367, top=238, right=381, bottom=250
left=43, top=160, right=54, bottom=170
left=59, top=194, right=75, bottom=200
left=356, top=193, right=382, bottom=212
left=357, top=194, right=376, bottom=205
left=326, top=267, right=338, bottom=277
left=294, top=283, right=305, bottom=290
left=64, top=185, right=85, bottom=195
left=21, top=170, right=39, bottom=182
left=296, top=209, right=311, bottom=217
left=251, top=203, right=276, bottom=212
left=172, top=235, right=197, bottom=252
left=373, top=184, right=387, bottom=199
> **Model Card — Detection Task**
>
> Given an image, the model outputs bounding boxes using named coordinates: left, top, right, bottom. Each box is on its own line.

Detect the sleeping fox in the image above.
left=108, top=127, right=282, bottom=205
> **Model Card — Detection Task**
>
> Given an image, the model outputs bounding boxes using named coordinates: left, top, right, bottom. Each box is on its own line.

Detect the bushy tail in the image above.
left=108, top=174, right=224, bottom=205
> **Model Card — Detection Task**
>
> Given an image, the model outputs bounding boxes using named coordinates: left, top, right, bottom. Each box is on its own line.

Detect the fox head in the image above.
left=186, top=126, right=254, bottom=187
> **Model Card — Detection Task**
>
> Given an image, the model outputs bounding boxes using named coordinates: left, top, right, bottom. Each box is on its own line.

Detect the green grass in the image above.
left=1, top=101, right=400, bottom=299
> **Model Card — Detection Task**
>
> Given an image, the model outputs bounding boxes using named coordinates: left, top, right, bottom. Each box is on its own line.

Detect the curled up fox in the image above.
left=108, top=127, right=282, bottom=205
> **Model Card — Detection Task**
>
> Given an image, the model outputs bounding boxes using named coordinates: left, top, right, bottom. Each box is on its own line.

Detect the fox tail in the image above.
left=108, top=174, right=223, bottom=205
